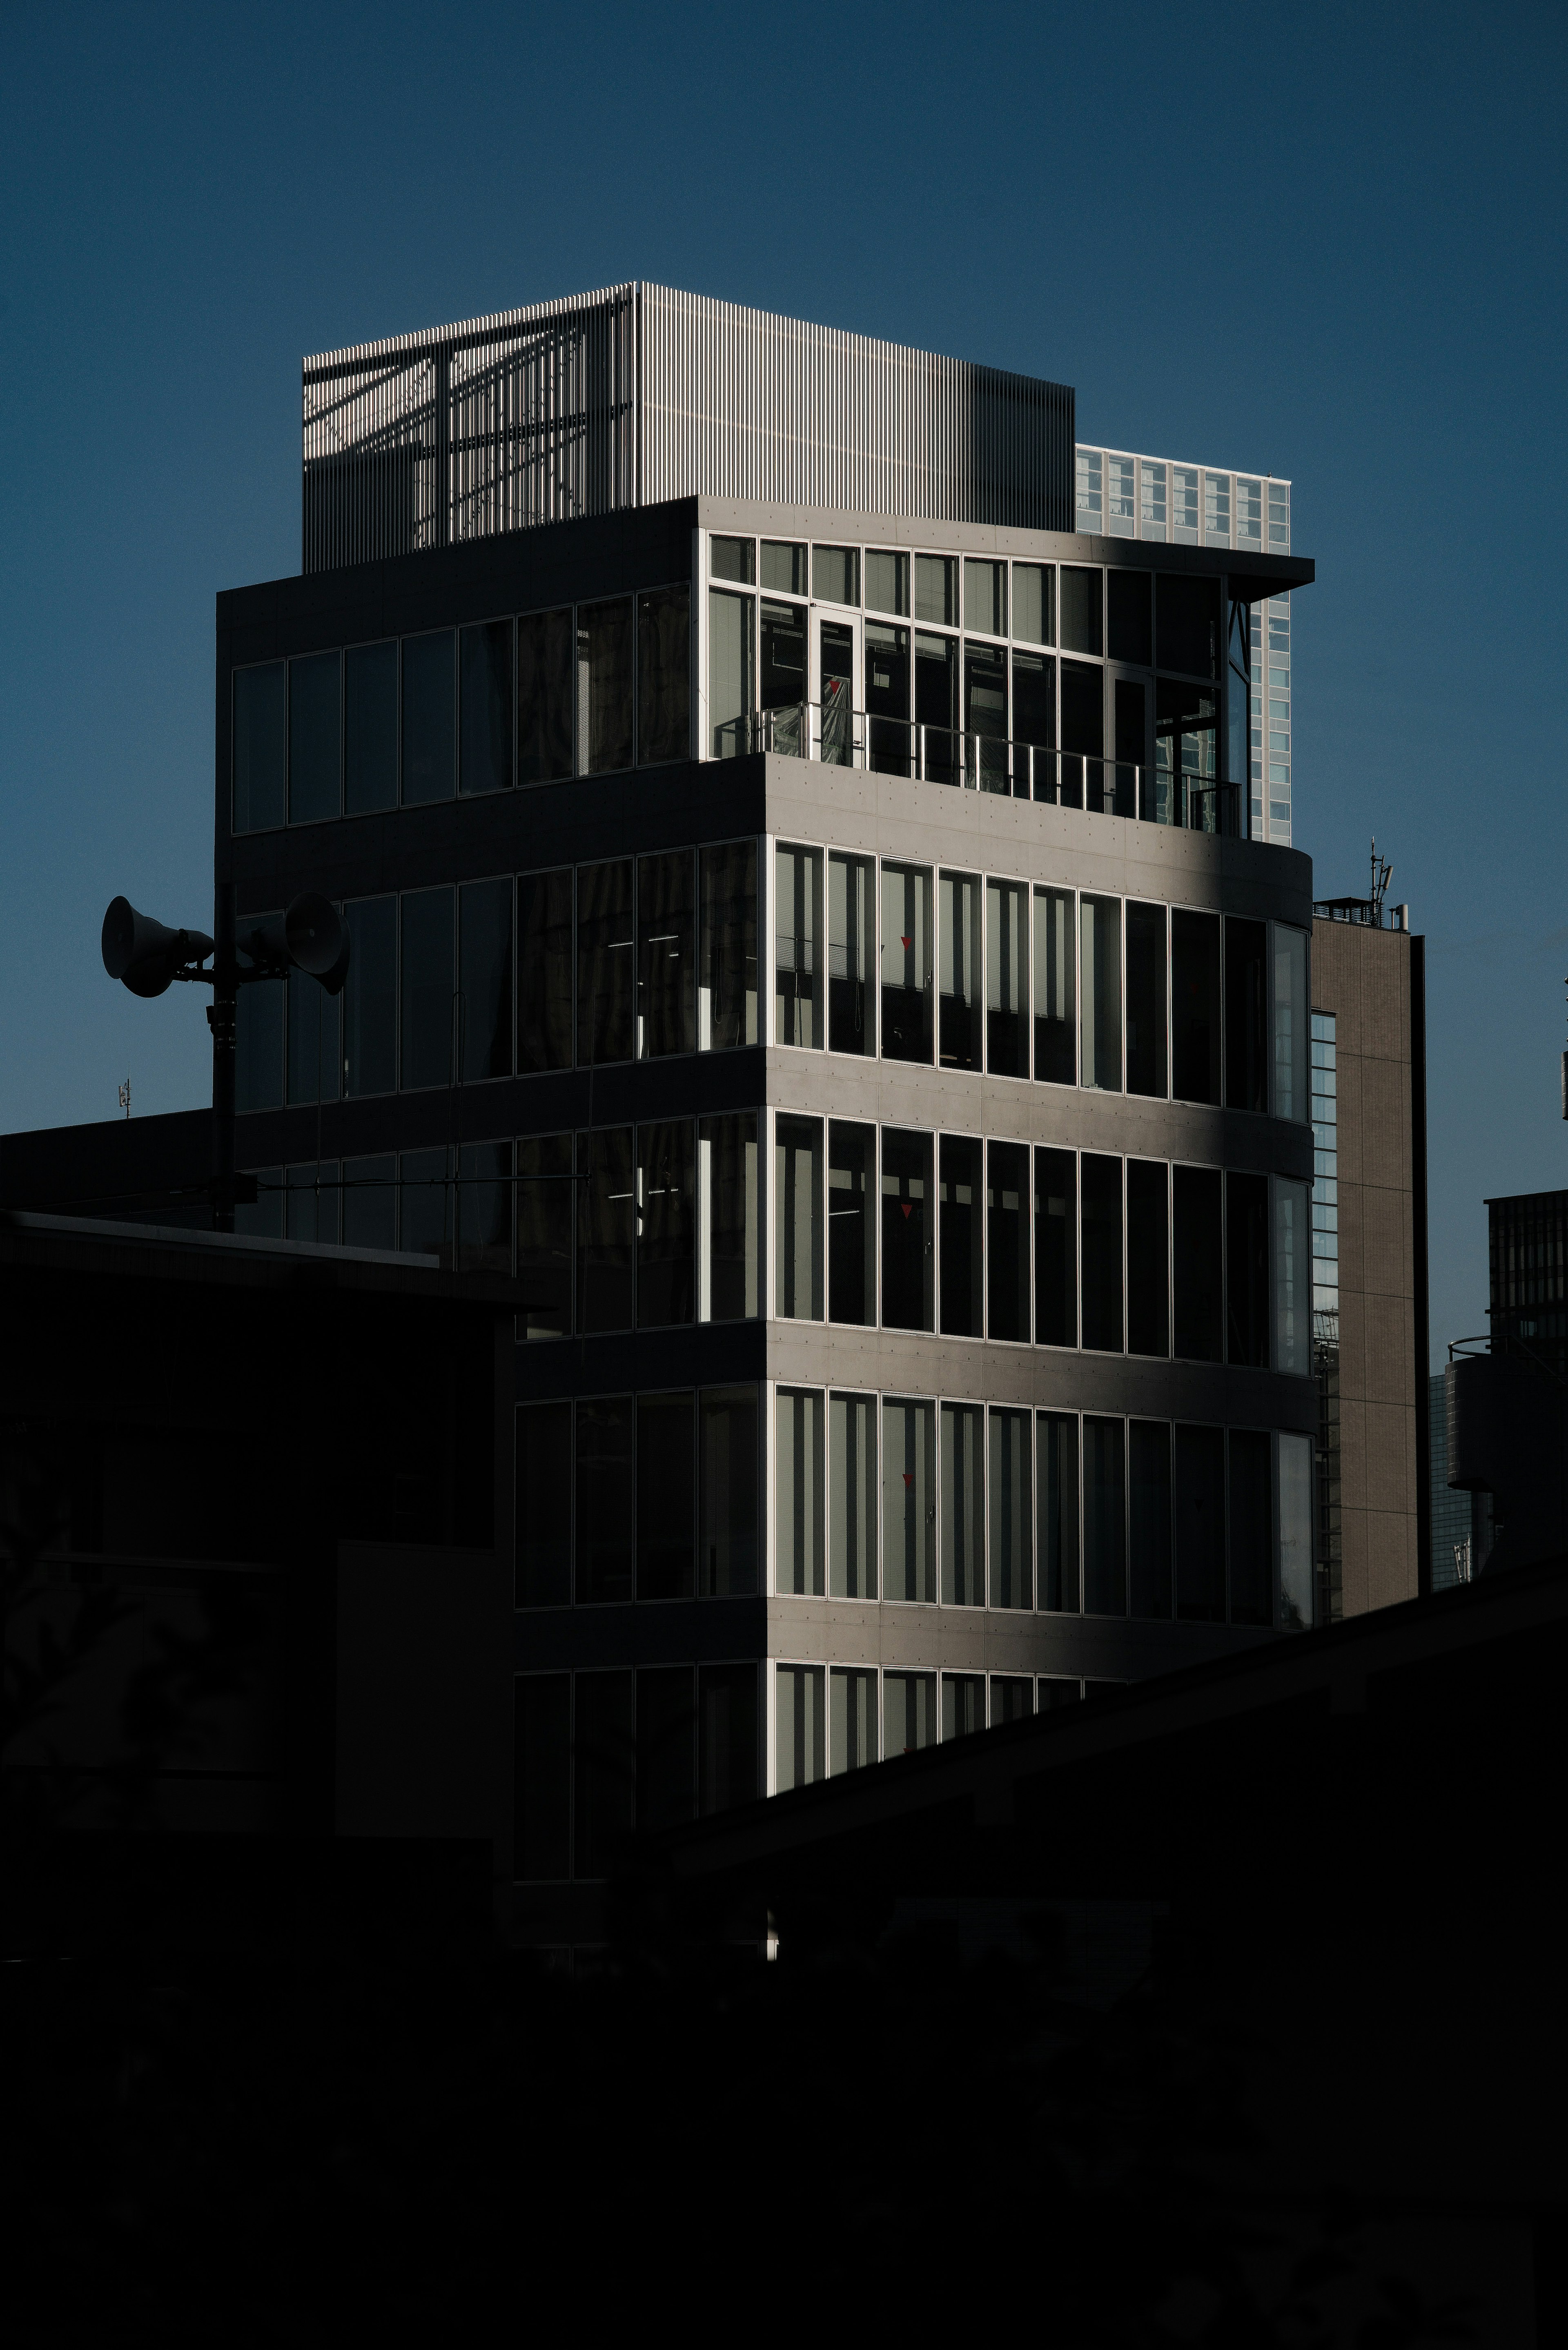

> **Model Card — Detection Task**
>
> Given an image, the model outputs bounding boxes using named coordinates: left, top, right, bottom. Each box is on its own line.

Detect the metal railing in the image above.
left=715, top=699, right=1243, bottom=835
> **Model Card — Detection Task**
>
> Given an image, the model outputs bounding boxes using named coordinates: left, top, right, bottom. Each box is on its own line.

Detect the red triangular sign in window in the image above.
left=900, top=935, right=912, bottom=950
left=902, top=1472, right=913, bottom=1488
left=901, top=1203, right=913, bottom=1218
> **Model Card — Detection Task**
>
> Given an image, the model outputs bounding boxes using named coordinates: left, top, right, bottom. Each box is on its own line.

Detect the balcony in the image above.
left=715, top=694, right=1245, bottom=836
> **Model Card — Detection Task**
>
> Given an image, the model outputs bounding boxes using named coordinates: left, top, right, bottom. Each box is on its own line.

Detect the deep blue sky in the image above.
left=2, top=1, right=1563, bottom=1362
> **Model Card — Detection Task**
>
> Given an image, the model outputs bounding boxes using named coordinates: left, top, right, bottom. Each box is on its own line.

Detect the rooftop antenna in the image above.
left=118, top=1077, right=131, bottom=1121
left=1370, top=838, right=1392, bottom=924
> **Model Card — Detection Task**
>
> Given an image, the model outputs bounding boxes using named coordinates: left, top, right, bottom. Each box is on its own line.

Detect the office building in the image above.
left=1308, top=894, right=1429, bottom=1614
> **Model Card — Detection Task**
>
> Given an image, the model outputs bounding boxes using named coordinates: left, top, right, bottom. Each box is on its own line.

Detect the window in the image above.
left=459, top=878, right=512, bottom=1081
left=1227, top=1172, right=1270, bottom=1367
left=709, top=589, right=754, bottom=758
left=577, top=1126, right=635, bottom=1332
left=1175, top=1424, right=1226, bottom=1621
left=577, top=599, right=633, bottom=774
left=1033, top=887, right=1075, bottom=1084
left=638, top=586, right=690, bottom=764
left=1080, top=1154, right=1124, bottom=1353
left=342, top=1153, right=394, bottom=1252
left=881, top=863, right=933, bottom=1064
left=1035, top=1147, right=1076, bottom=1348
left=638, top=1391, right=695, bottom=1600
left=512, top=1675, right=569, bottom=1880
left=1173, top=467, right=1199, bottom=544
left=1107, top=572, right=1152, bottom=668
left=517, top=608, right=573, bottom=784
left=1268, top=482, right=1291, bottom=552
left=638, top=1120, right=695, bottom=1328
left=828, top=1121, right=876, bottom=1325
left=776, top=1389, right=824, bottom=1597
left=882, top=1128, right=933, bottom=1331
left=518, top=870, right=573, bottom=1074
left=286, top=1160, right=339, bottom=1245
left=400, top=887, right=454, bottom=1090
left=1074, top=448, right=1102, bottom=534
left=1083, top=1417, right=1126, bottom=1615
left=1225, top=918, right=1268, bottom=1112
left=1173, top=1166, right=1223, bottom=1362
left=1203, top=473, right=1232, bottom=548
left=828, top=853, right=875, bottom=1055
left=987, top=1141, right=1030, bottom=1344
left=760, top=600, right=805, bottom=734
left=1125, top=902, right=1167, bottom=1099
left=884, top=1672, right=935, bottom=1755
left=700, top=1111, right=760, bottom=1322
left=866, top=622, right=911, bottom=776
left=829, top=1391, right=876, bottom=1599
left=942, top=1675, right=985, bottom=1740
left=883, top=1398, right=935, bottom=1603
left=865, top=548, right=909, bottom=616
left=1156, top=575, right=1220, bottom=680
left=638, top=850, right=695, bottom=1059
left=700, top=1388, right=759, bottom=1596
left=233, top=663, right=285, bottom=833
left=699, top=1664, right=759, bottom=1813
left=964, top=558, right=1006, bottom=638
left=830, top=1670, right=877, bottom=1773
left=1060, top=662, right=1103, bottom=771
left=775, top=1115, right=823, bottom=1321
left=639, top=1666, right=696, bottom=1831
left=940, top=1402, right=984, bottom=1606
left=516, top=1402, right=571, bottom=1605
left=760, top=540, right=805, bottom=595
left=289, top=651, right=340, bottom=823
left=1013, top=652, right=1056, bottom=792
left=401, top=630, right=454, bottom=805
left=1127, top=1160, right=1169, bottom=1358
left=345, top=640, right=397, bottom=814
left=699, top=842, right=757, bottom=1049
left=1229, top=1429, right=1271, bottom=1625
left=287, top=965, right=340, bottom=1106
left=1274, top=1177, right=1310, bottom=1376
left=456, top=1138, right=511, bottom=1273
left=812, top=544, right=859, bottom=607
left=939, top=870, right=981, bottom=1071
left=1236, top=477, right=1263, bottom=549
left=939, top=1135, right=983, bottom=1338
left=1171, top=910, right=1221, bottom=1105
left=711, top=536, right=755, bottom=584
left=775, top=844, right=822, bottom=1048
left=1107, top=454, right=1135, bottom=535
left=987, top=879, right=1028, bottom=1078
left=1060, top=568, right=1102, bottom=657
left=776, top=1666, right=825, bottom=1791
left=1080, top=896, right=1121, bottom=1092
left=577, top=861, right=634, bottom=1066
left=1129, top=1421, right=1172, bottom=1619
left=460, top=620, right=512, bottom=796
left=989, top=1409, right=1031, bottom=1609
left=1272, top=923, right=1308, bottom=1122
left=1038, top=1412, right=1080, bottom=1612
left=914, top=630, right=959, bottom=782
left=914, top=553, right=957, bottom=626
left=1140, top=462, right=1167, bottom=541
left=1278, top=1431, right=1312, bottom=1630
left=516, top=1134, right=572, bottom=1339
left=1013, top=562, right=1053, bottom=647
left=399, top=1146, right=449, bottom=1258
left=576, top=1398, right=634, bottom=1603
left=575, top=1670, right=633, bottom=1880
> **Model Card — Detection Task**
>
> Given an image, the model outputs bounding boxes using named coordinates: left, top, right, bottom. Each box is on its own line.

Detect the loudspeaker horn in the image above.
left=101, top=898, right=216, bottom=999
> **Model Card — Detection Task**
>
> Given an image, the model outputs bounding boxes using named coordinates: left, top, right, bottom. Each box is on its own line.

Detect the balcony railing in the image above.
left=715, top=698, right=1244, bottom=836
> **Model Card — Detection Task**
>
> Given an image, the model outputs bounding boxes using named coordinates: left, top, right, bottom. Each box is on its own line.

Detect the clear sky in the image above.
left=1, top=1, right=1563, bottom=1363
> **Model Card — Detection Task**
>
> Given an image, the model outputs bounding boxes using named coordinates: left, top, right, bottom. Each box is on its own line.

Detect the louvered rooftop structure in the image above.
left=301, top=284, right=1076, bottom=573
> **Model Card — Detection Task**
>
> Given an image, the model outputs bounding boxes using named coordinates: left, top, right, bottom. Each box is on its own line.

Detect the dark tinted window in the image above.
left=1156, top=574, right=1221, bottom=679
left=1038, top=1413, right=1080, bottom=1612
left=577, top=1127, right=634, bottom=1332
left=1129, top=1421, right=1172, bottom=1619
left=460, top=620, right=512, bottom=796
left=637, top=1393, right=695, bottom=1600
left=578, top=599, right=634, bottom=774
left=1107, top=571, right=1152, bottom=667
left=638, top=1119, right=695, bottom=1328
left=1126, top=902, right=1167, bottom=1099
left=344, top=897, right=396, bottom=1098
left=576, top=1397, right=634, bottom=1603
left=516, top=1401, right=571, bottom=1606
left=518, top=870, right=572, bottom=1073
left=1083, top=1417, right=1126, bottom=1616
left=987, top=1140, right=1030, bottom=1343
left=700, top=1389, right=759, bottom=1596
left=289, top=651, right=340, bottom=823
left=1060, top=568, right=1102, bottom=656
left=1225, top=917, right=1268, bottom=1112
left=574, top=1671, right=634, bottom=1880
left=639, top=849, right=695, bottom=1058
left=459, top=878, right=512, bottom=1081
left=1229, top=1429, right=1273, bottom=1627
left=233, top=664, right=285, bottom=834
left=516, top=1134, right=572, bottom=1340
left=638, top=1667, right=695, bottom=1832
left=939, top=1133, right=983, bottom=1337
left=1171, top=910, right=1221, bottom=1105
left=1226, top=1172, right=1270, bottom=1366
left=638, top=586, right=690, bottom=763
left=829, top=1121, right=876, bottom=1325
left=577, top=860, right=634, bottom=1066
left=1060, top=660, right=1104, bottom=757
left=517, top=608, right=573, bottom=784
left=1127, top=1159, right=1169, bottom=1358
left=1080, top=1153, right=1123, bottom=1353
left=1035, top=1147, right=1076, bottom=1348
left=401, top=630, right=454, bottom=805
left=1175, top=1424, right=1227, bottom=1621
left=1173, top=1166, right=1223, bottom=1362
left=345, top=640, right=397, bottom=814
left=400, top=887, right=454, bottom=1090
left=698, top=1664, right=759, bottom=1814
left=882, top=1128, right=934, bottom=1332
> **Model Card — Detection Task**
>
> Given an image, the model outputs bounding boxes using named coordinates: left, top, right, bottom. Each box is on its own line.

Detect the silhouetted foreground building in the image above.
left=1308, top=894, right=1428, bottom=1614
left=1, top=1212, right=510, bottom=1895
left=1443, top=1186, right=1568, bottom=1581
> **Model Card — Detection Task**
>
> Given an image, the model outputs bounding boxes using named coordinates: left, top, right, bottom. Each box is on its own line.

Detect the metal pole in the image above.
left=210, top=880, right=237, bottom=1233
